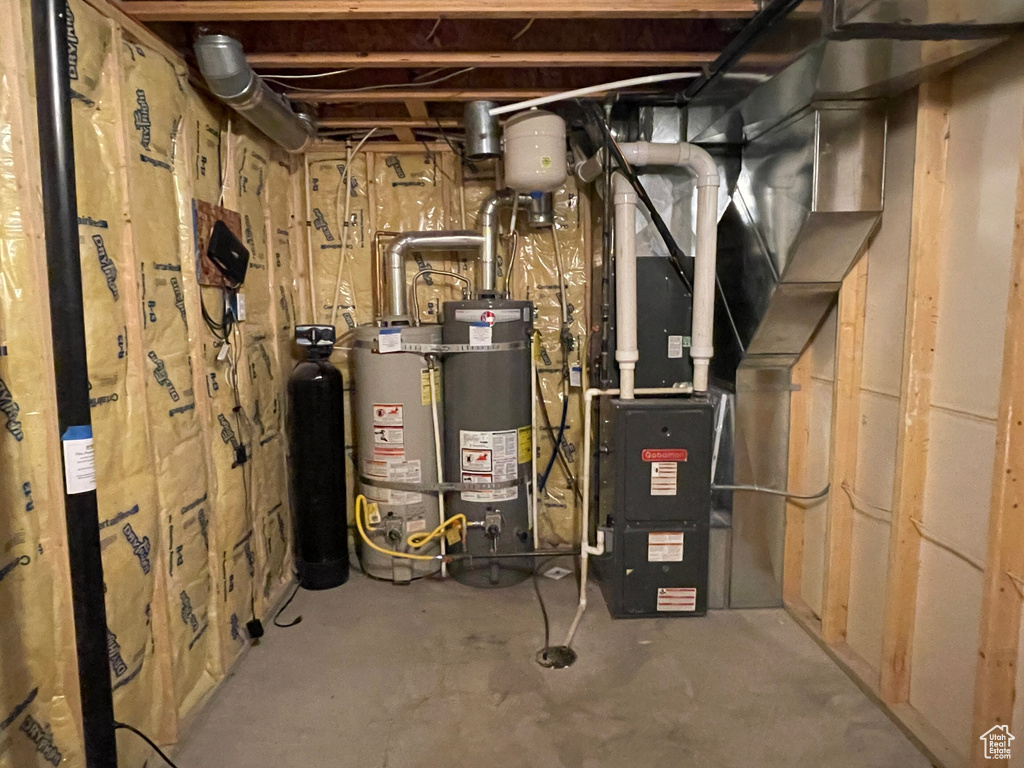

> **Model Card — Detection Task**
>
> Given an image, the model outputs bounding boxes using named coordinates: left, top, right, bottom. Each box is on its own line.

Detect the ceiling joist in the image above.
left=281, top=89, right=598, bottom=103
left=120, top=0, right=819, bottom=21
left=248, top=50, right=785, bottom=69
left=318, top=117, right=461, bottom=129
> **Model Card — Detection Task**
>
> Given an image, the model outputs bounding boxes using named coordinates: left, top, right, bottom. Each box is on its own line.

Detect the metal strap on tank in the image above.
left=359, top=475, right=523, bottom=493
left=353, top=340, right=528, bottom=354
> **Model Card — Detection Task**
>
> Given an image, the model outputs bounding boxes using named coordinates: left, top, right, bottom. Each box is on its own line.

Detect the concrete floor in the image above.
left=177, top=572, right=930, bottom=768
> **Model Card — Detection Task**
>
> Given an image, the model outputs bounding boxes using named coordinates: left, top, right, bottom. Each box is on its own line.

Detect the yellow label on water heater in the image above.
left=517, top=426, right=533, bottom=465
left=420, top=367, right=440, bottom=405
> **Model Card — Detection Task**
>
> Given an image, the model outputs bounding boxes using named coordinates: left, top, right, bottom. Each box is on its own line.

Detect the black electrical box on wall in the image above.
left=594, top=397, right=713, bottom=618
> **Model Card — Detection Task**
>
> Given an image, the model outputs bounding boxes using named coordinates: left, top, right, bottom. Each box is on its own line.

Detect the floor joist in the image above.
left=248, top=51, right=785, bottom=69
left=119, top=0, right=811, bottom=21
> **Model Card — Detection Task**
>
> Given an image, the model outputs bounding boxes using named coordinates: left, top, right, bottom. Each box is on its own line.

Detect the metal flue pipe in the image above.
left=478, top=189, right=533, bottom=293
left=194, top=35, right=316, bottom=154
left=385, top=231, right=484, bottom=319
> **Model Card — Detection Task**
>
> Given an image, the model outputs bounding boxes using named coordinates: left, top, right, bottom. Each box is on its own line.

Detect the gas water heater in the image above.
left=352, top=324, right=444, bottom=583
left=442, top=298, right=534, bottom=587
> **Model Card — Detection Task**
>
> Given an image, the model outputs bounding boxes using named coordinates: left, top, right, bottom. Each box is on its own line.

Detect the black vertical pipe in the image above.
left=30, top=0, right=119, bottom=766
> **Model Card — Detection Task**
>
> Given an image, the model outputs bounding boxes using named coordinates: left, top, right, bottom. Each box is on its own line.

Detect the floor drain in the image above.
left=536, top=646, right=577, bottom=669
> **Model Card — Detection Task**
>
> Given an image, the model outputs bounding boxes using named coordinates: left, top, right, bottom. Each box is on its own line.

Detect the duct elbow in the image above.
left=194, top=35, right=316, bottom=154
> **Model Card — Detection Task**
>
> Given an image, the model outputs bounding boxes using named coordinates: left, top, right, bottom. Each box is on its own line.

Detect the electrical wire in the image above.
left=532, top=557, right=555, bottom=650
left=260, top=68, right=357, bottom=79
left=273, top=581, right=303, bottom=628
left=114, top=722, right=180, bottom=768
left=329, top=129, right=377, bottom=330
left=712, top=483, right=830, bottom=501
left=217, top=117, right=232, bottom=208
left=263, top=77, right=363, bottom=93
left=512, top=18, right=536, bottom=41
left=276, top=67, right=476, bottom=94
left=425, top=17, right=442, bottom=41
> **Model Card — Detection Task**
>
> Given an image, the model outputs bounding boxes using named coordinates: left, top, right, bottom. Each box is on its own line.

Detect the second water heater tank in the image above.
left=442, top=298, right=534, bottom=587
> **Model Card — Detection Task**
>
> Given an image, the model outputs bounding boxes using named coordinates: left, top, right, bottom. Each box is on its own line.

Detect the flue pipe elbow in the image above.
left=386, top=231, right=484, bottom=319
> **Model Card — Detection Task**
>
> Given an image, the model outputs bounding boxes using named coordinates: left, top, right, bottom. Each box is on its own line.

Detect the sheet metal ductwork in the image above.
left=194, top=35, right=315, bottom=154
left=696, top=0, right=1024, bottom=608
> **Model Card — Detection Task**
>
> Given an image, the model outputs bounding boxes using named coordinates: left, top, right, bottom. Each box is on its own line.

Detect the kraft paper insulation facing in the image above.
left=307, top=149, right=590, bottom=547
left=0, top=0, right=304, bottom=763
left=0, top=1, right=85, bottom=766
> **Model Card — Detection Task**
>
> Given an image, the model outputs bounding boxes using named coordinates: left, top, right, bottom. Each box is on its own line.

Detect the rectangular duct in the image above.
left=695, top=0, right=1024, bottom=607
left=827, top=0, right=1024, bottom=30
left=724, top=102, right=886, bottom=607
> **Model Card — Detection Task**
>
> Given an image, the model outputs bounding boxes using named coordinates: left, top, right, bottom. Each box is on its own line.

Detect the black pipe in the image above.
left=680, top=0, right=807, bottom=104
left=448, top=549, right=580, bottom=561
left=30, top=0, right=118, bottom=765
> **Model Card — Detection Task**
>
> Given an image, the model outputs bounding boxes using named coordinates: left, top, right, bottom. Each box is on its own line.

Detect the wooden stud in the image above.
left=247, top=50, right=785, bottom=69
left=120, top=0, right=815, bottom=22
left=879, top=75, right=953, bottom=705
left=784, top=353, right=812, bottom=606
left=821, top=255, right=870, bottom=645
left=969, top=102, right=1024, bottom=767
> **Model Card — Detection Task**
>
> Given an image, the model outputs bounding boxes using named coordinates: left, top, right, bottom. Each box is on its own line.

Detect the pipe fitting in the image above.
left=385, top=231, right=484, bottom=319
left=610, top=142, right=721, bottom=394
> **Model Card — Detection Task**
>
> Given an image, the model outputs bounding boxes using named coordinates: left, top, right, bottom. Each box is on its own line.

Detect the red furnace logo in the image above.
left=980, top=725, right=1014, bottom=760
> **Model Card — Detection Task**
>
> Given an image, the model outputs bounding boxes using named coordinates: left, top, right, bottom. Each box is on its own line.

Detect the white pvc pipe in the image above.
left=489, top=73, right=698, bottom=117
left=428, top=360, right=447, bottom=578
left=614, top=141, right=721, bottom=394
left=612, top=173, right=638, bottom=399
left=562, top=384, right=692, bottom=649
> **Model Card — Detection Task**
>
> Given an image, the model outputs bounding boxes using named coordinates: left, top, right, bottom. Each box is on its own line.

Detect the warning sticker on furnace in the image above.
left=650, top=461, right=678, bottom=496
left=648, top=532, right=684, bottom=562
left=460, top=429, right=518, bottom=502
left=657, top=587, right=697, bottom=612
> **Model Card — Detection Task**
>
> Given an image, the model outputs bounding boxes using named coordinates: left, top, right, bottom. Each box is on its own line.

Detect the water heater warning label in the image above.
left=373, top=404, right=404, bottom=426
left=373, top=404, right=405, bottom=458
left=657, top=587, right=697, bottom=612
left=648, top=532, right=684, bottom=562
left=462, top=448, right=492, bottom=472
left=460, top=429, right=518, bottom=502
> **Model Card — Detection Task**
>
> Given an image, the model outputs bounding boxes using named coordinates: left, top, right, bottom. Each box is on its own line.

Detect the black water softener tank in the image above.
left=288, top=324, right=348, bottom=588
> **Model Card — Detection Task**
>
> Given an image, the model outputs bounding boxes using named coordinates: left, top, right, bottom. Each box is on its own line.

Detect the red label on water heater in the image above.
left=642, top=449, right=688, bottom=462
